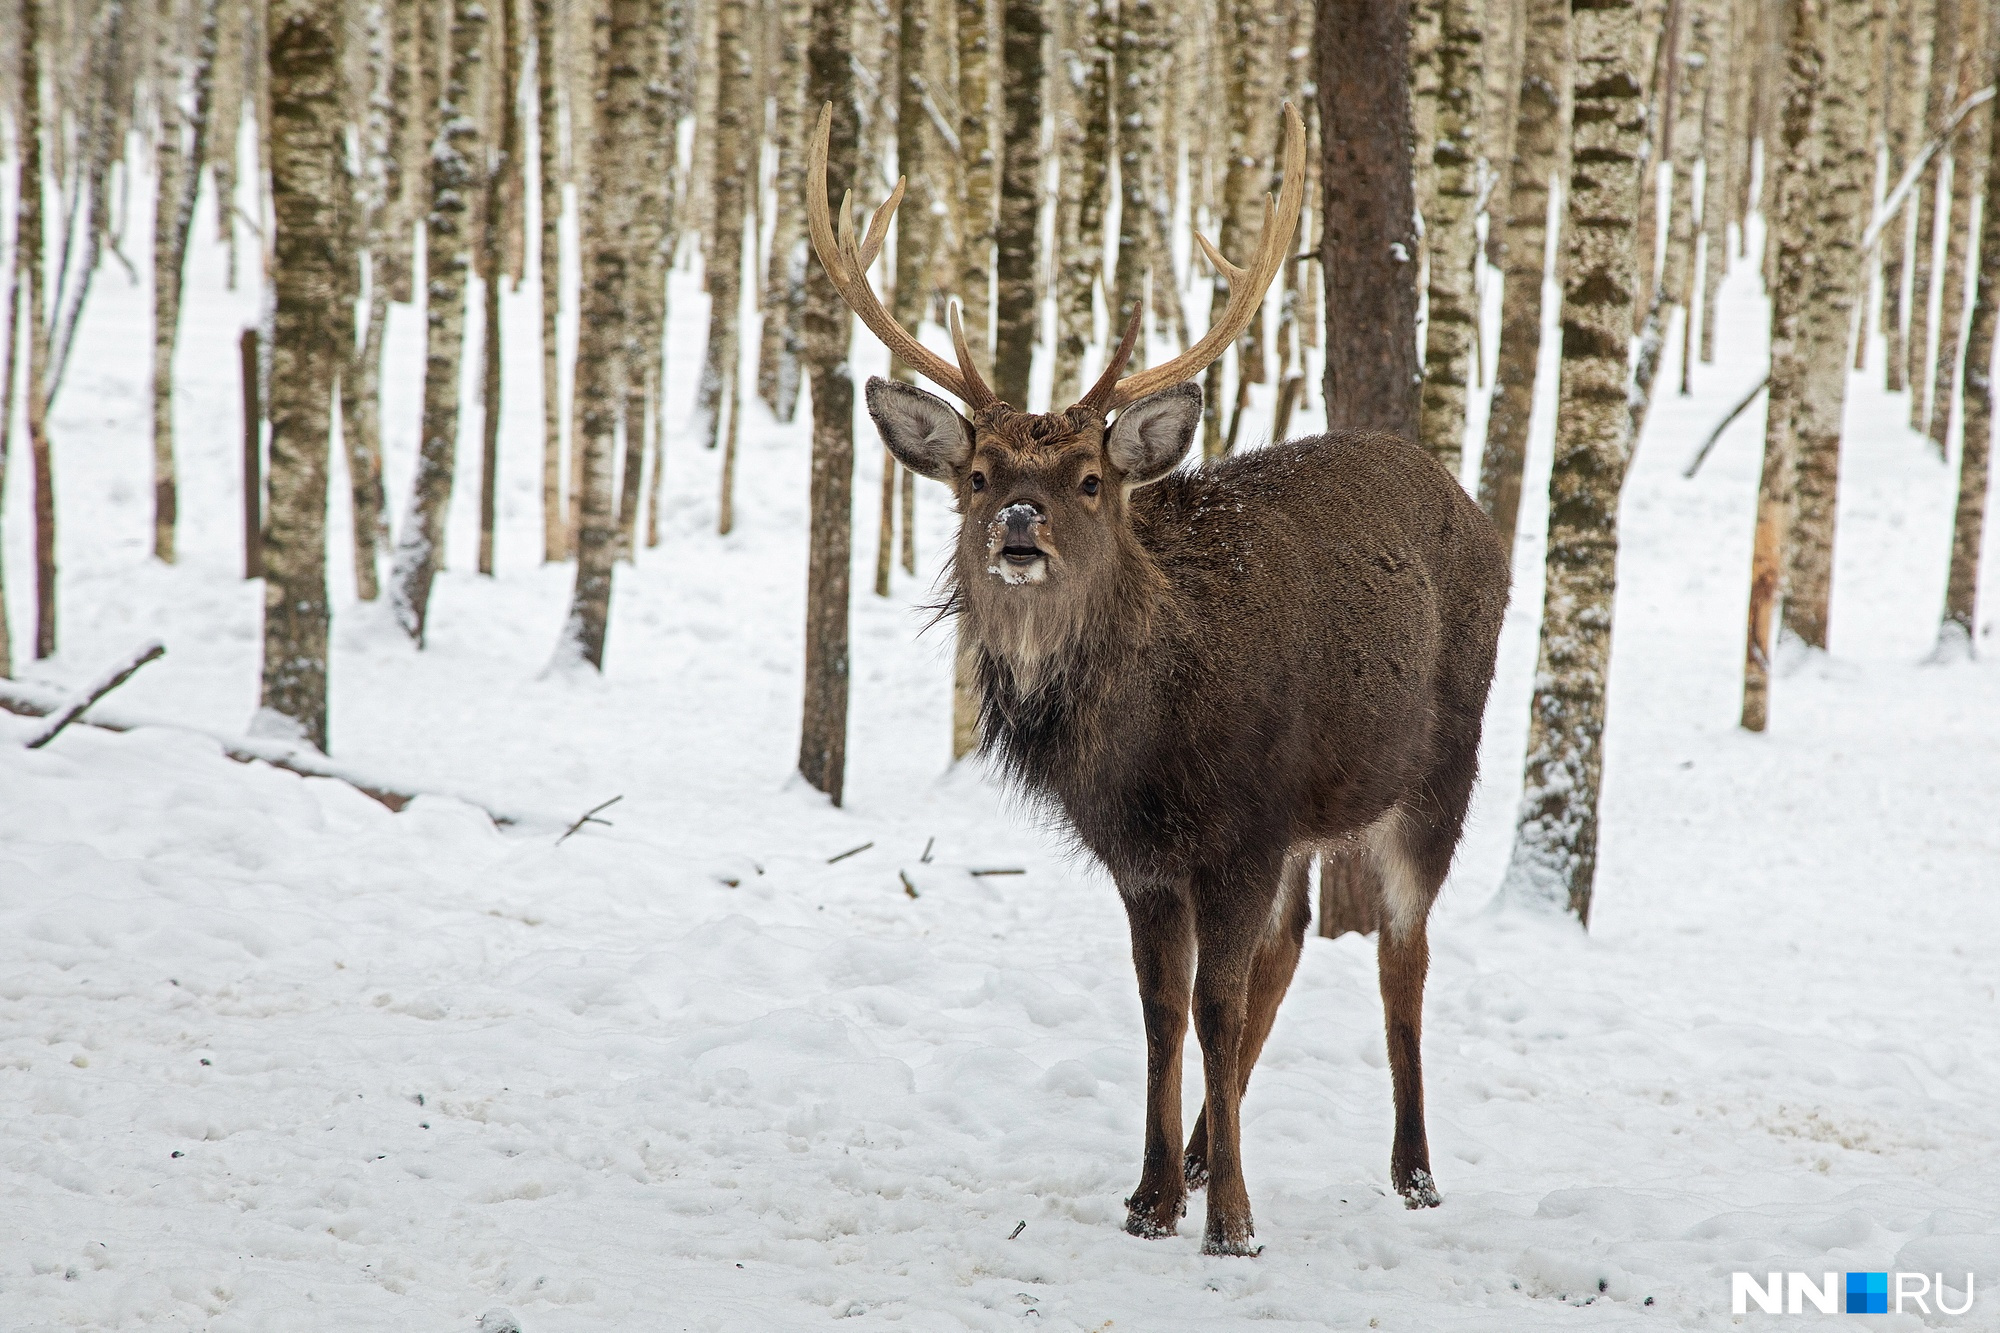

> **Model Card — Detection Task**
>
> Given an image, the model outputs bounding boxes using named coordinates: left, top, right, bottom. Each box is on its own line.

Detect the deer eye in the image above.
left=969, top=471, right=987, bottom=493
left=1081, top=475, right=1100, bottom=497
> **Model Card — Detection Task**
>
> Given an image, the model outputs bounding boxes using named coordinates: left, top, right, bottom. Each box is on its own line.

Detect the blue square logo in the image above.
left=1846, top=1271, right=1888, bottom=1314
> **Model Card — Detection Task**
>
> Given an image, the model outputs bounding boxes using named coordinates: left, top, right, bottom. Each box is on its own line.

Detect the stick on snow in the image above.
left=968, top=868, right=1025, bottom=877
left=899, top=871, right=920, bottom=899
left=25, top=642, right=167, bottom=749
left=826, top=841, right=874, bottom=864
left=557, top=795, right=623, bottom=845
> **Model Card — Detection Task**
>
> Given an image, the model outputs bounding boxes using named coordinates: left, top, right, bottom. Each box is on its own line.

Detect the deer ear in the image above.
left=1106, top=382, right=1201, bottom=488
left=865, top=377, right=974, bottom=482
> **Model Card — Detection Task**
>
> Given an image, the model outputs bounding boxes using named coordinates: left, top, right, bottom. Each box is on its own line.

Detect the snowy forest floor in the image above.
left=3, top=186, right=1999, bottom=1331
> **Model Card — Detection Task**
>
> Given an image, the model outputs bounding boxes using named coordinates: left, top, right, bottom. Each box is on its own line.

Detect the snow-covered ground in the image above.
left=3, top=167, right=1998, bottom=1331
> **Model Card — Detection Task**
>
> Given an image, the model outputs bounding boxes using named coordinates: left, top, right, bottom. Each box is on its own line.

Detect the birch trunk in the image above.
left=958, top=0, right=995, bottom=362
left=534, top=0, right=564, bottom=558
left=478, top=0, right=520, bottom=577
left=1740, top=0, right=1823, bottom=731
left=1780, top=0, right=1878, bottom=650
left=619, top=0, right=670, bottom=558
left=151, top=0, right=216, bottom=565
left=1476, top=0, right=1566, bottom=555
left=1318, top=0, right=1421, bottom=441
left=692, top=0, right=748, bottom=455
left=0, top=75, right=21, bottom=677
left=257, top=0, right=341, bottom=751
left=389, top=0, right=486, bottom=644
left=554, top=0, right=641, bottom=669
left=1925, top=7, right=1991, bottom=453
left=1113, top=0, right=1167, bottom=376
left=1666, top=0, right=1709, bottom=396
left=1878, top=0, right=1918, bottom=388
left=1417, top=0, right=1484, bottom=477
left=993, top=0, right=1043, bottom=408
left=1697, top=0, right=1731, bottom=364
left=1052, top=0, right=1109, bottom=403
left=756, top=0, right=810, bottom=423
left=208, top=0, right=244, bottom=288
left=1937, top=33, right=1998, bottom=655
left=1501, top=0, right=1648, bottom=925
left=799, top=0, right=857, bottom=802
left=1906, top=0, right=1960, bottom=424
left=23, top=0, right=57, bottom=661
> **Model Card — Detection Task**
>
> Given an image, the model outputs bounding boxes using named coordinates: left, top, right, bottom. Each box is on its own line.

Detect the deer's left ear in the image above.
left=1106, top=382, right=1201, bottom=488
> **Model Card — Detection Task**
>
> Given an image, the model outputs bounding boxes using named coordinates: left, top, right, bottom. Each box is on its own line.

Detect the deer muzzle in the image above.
left=989, top=502, right=1051, bottom=585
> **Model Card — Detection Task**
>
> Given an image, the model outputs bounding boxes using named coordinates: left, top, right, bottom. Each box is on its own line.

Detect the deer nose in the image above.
left=998, top=501, right=1045, bottom=545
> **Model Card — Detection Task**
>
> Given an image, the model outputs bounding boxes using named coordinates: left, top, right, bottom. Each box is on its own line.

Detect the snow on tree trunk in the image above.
left=799, top=0, right=857, bottom=802
left=1740, top=0, right=1825, bottom=732
left=692, top=0, right=749, bottom=452
left=1052, top=0, right=1110, bottom=404
left=1779, top=0, right=1878, bottom=651
left=1500, top=0, right=1648, bottom=926
left=993, top=0, right=1044, bottom=409
left=389, top=0, right=486, bottom=644
left=1476, top=0, right=1565, bottom=555
left=757, top=0, right=811, bottom=424
left=1937, top=22, right=1998, bottom=656
left=256, top=0, right=342, bottom=752
left=957, top=0, right=995, bottom=364
left=1417, top=0, right=1484, bottom=479
left=1114, top=0, right=1168, bottom=379
left=1318, top=0, right=1421, bottom=442
left=554, top=0, right=643, bottom=670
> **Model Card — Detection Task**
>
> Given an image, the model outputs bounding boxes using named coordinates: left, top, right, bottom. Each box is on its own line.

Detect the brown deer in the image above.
left=808, top=102, right=1509, bottom=1256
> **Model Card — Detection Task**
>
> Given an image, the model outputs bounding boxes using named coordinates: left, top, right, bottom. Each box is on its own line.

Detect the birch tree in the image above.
left=1923, top=4, right=1992, bottom=453
left=150, top=0, right=217, bottom=564
left=1416, top=0, right=1483, bottom=478
left=1780, top=0, right=1878, bottom=651
left=757, top=0, right=811, bottom=423
left=24, top=0, right=57, bottom=661
left=692, top=0, right=749, bottom=453
left=533, top=0, right=565, bottom=559
left=799, top=19, right=857, bottom=803
left=1936, top=18, right=1998, bottom=657
left=390, top=0, right=486, bottom=644
left=1053, top=0, right=1110, bottom=403
left=553, top=0, right=641, bottom=669
left=993, top=0, right=1043, bottom=408
left=257, top=0, right=342, bottom=750
left=957, top=0, right=993, bottom=363
left=1906, top=0, right=1960, bottom=425
left=1501, top=0, right=1649, bottom=925
left=1740, top=0, right=1825, bottom=731
left=1477, top=0, right=1566, bottom=554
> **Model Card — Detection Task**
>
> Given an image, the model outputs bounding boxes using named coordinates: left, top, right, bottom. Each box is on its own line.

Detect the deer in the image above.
left=807, top=100, right=1510, bottom=1256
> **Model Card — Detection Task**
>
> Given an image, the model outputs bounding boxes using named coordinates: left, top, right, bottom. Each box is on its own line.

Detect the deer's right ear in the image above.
left=865, top=377, right=974, bottom=483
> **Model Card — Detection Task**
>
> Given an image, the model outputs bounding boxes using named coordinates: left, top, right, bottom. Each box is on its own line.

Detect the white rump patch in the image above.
left=1366, top=807, right=1431, bottom=942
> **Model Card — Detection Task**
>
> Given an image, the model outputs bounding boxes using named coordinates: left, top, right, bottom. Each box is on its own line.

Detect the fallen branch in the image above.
left=827, top=841, right=873, bottom=864
left=968, top=867, right=1025, bottom=877
left=1861, top=85, right=1997, bottom=254
left=899, top=870, right=919, bottom=899
left=556, top=795, right=623, bottom=845
left=26, top=640, right=166, bottom=749
left=1685, top=374, right=1770, bottom=478
left=0, top=678, right=521, bottom=825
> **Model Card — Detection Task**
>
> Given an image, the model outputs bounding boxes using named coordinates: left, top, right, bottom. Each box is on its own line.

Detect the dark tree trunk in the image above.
left=799, top=0, right=858, bottom=803
left=1317, top=0, right=1422, bottom=441
left=994, top=0, right=1045, bottom=408
left=258, top=0, right=343, bottom=751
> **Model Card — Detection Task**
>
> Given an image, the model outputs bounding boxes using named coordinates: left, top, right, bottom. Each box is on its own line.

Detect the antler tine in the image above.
left=806, top=104, right=974, bottom=404
left=946, top=302, right=999, bottom=410
left=1076, top=301, right=1146, bottom=414
left=1095, top=102, right=1307, bottom=414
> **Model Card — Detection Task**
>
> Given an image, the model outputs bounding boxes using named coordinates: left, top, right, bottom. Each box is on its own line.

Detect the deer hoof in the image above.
left=1397, top=1168, right=1441, bottom=1209
left=1183, top=1154, right=1209, bottom=1192
left=1201, top=1219, right=1260, bottom=1258
left=1122, top=1191, right=1185, bottom=1238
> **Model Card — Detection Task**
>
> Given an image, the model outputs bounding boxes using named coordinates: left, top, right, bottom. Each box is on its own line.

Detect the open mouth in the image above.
left=1000, top=545, right=1044, bottom=565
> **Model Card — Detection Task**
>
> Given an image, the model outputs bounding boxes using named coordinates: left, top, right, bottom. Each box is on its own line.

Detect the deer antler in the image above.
left=1078, top=102, right=1306, bottom=415
left=807, top=104, right=998, bottom=410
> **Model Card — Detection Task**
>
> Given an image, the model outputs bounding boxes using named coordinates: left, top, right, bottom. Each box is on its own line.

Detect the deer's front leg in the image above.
left=1120, top=885, right=1194, bottom=1239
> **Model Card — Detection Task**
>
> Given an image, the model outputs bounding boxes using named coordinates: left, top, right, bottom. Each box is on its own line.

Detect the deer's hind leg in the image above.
left=1182, top=854, right=1312, bottom=1192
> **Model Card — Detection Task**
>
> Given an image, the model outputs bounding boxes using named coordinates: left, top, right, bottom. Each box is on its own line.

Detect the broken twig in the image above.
left=899, top=871, right=920, bottom=899
left=919, top=836, right=935, bottom=863
left=968, top=867, right=1025, bottom=877
left=557, top=795, right=623, bottom=845
left=1684, top=374, right=1769, bottom=478
left=1007, top=1221, right=1026, bottom=1240
left=26, top=642, right=167, bottom=749
left=827, top=841, right=873, bottom=864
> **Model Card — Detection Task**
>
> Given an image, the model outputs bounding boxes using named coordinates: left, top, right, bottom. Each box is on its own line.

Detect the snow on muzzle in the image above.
left=988, top=502, right=1051, bottom=585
